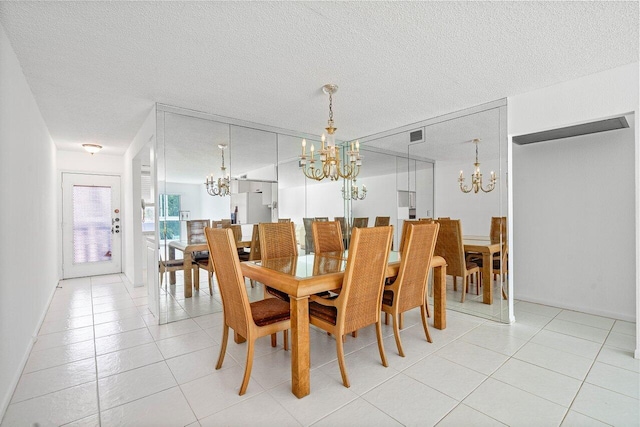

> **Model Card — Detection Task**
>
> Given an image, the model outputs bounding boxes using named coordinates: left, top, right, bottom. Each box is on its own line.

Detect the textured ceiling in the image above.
left=0, top=1, right=637, bottom=156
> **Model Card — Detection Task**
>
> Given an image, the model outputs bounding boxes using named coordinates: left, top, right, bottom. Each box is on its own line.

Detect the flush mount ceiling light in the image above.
left=82, top=143, right=102, bottom=154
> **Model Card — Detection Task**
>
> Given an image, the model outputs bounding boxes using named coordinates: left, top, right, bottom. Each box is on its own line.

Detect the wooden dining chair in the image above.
left=309, top=226, right=393, bottom=388
left=159, top=254, right=198, bottom=289
left=302, top=218, right=315, bottom=254
left=382, top=222, right=439, bottom=357
left=352, top=217, right=369, bottom=229
left=205, top=227, right=291, bottom=396
left=398, top=219, right=433, bottom=254
left=278, top=218, right=291, bottom=223
left=258, top=221, right=298, bottom=302
left=374, top=216, right=390, bottom=227
left=434, top=219, right=480, bottom=303
left=187, top=219, right=210, bottom=260
left=243, top=224, right=261, bottom=288
left=315, top=217, right=329, bottom=222
left=312, top=220, right=344, bottom=254
left=334, top=217, right=348, bottom=244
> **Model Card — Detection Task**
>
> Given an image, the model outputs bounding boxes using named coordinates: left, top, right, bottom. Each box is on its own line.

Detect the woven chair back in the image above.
left=220, top=219, right=232, bottom=228
left=337, top=226, right=393, bottom=333
left=312, top=221, right=344, bottom=254
left=490, top=217, right=507, bottom=245
left=315, top=217, right=329, bottom=222
left=394, top=223, right=439, bottom=313
left=398, top=219, right=434, bottom=253
left=186, top=219, right=210, bottom=244
left=278, top=218, right=291, bottom=223
left=248, top=224, right=261, bottom=261
left=259, top=222, right=298, bottom=260
left=352, top=217, right=369, bottom=229
left=205, top=227, right=251, bottom=337
left=374, top=216, right=390, bottom=227
left=334, top=217, right=348, bottom=237
left=434, top=219, right=466, bottom=277
left=303, top=218, right=315, bottom=253
left=229, top=224, right=242, bottom=242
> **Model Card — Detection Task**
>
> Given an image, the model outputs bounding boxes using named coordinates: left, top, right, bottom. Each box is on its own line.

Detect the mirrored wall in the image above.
left=151, top=101, right=509, bottom=325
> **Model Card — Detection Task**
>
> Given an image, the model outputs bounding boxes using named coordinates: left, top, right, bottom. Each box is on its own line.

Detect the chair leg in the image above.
left=399, top=313, right=404, bottom=330
left=392, top=314, right=405, bottom=357
left=351, top=330, right=358, bottom=337
left=476, top=272, right=480, bottom=295
left=216, top=324, right=229, bottom=369
left=453, top=276, right=457, bottom=291
left=208, top=271, right=213, bottom=294
left=425, top=296, right=431, bottom=318
left=384, top=312, right=389, bottom=325
left=283, top=330, right=288, bottom=351
left=271, top=333, right=277, bottom=347
left=461, top=275, right=467, bottom=303
left=375, top=320, right=388, bottom=368
left=336, top=334, right=350, bottom=388
left=250, top=279, right=255, bottom=288
left=420, top=305, right=432, bottom=343
left=239, top=338, right=255, bottom=396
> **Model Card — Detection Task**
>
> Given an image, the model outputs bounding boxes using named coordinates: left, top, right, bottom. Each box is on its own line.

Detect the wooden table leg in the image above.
left=482, top=251, right=492, bottom=304
left=433, top=263, right=447, bottom=330
left=184, top=256, right=193, bottom=298
left=168, top=246, right=176, bottom=285
left=290, top=296, right=310, bottom=398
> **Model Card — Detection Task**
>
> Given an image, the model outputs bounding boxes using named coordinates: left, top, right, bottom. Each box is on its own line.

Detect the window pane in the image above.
left=73, top=185, right=112, bottom=263
left=160, top=220, right=180, bottom=240
left=166, top=195, right=181, bottom=216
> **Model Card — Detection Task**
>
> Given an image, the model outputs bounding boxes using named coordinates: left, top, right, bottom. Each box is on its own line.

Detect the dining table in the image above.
left=463, top=236, right=504, bottom=304
left=168, top=236, right=251, bottom=298
left=240, top=251, right=447, bottom=398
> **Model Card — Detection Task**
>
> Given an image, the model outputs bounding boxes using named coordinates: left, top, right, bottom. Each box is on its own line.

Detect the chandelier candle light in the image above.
left=458, top=138, right=496, bottom=193
left=299, top=84, right=362, bottom=181
left=342, top=178, right=367, bottom=200
left=205, top=144, right=230, bottom=197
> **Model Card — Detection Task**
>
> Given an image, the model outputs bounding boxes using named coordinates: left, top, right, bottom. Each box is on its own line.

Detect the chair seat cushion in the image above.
left=195, top=258, right=212, bottom=270
left=250, top=298, right=291, bottom=327
left=161, top=259, right=187, bottom=268
left=266, top=286, right=290, bottom=302
left=309, top=301, right=338, bottom=325
left=193, top=251, right=210, bottom=261
left=382, top=289, right=394, bottom=306
left=466, top=261, right=479, bottom=270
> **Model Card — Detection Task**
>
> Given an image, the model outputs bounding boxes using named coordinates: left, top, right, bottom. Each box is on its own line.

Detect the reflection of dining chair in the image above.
left=382, top=223, right=439, bottom=357
left=309, top=226, right=393, bottom=388
left=258, top=221, right=297, bottom=302
left=303, top=218, right=314, bottom=254
left=352, top=217, right=369, bottom=229
left=221, top=219, right=232, bottom=227
left=374, top=216, right=390, bottom=227
left=187, top=219, right=210, bottom=261
left=205, top=227, right=291, bottom=396
left=243, top=224, right=261, bottom=288
left=312, top=221, right=344, bottom=254
left=278, top=218, right=291, bottom=223
left=334, top=216, right=348, bottom=236
left=315, top=217, right=329, bottom=222
left=434, top=219, right=480, bottom=303
left=159, top=254, right=197, bottom=289
left=468, top=217, right=508, bottom=298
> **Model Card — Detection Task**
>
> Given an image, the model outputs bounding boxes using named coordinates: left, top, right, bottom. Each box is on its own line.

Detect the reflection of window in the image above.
left=159, top=194, right=181, bottom=240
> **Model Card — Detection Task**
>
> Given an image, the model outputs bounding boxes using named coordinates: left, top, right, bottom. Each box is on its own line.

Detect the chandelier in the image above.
left=299, top=84, right=362, bottom=181
left=342, top=178, right=367, bottom=200
left=458, top=138, right=496, bottom=193
left=205, top=144, right=230, bottom=197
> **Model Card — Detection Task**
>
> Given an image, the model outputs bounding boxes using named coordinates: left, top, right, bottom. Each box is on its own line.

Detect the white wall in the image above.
left=123, top=107, right=156, bottom=286
left=513, top=128, right=635, bottom=320
left=0, top=24, right=59, bottom=418
left=508, top=62, right=639, bottom=355
left=352, top=173, right=400, bottom=244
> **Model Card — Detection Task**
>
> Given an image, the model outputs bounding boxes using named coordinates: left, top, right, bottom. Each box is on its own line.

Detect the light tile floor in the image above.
left=1, top=274, right=638, bottom=426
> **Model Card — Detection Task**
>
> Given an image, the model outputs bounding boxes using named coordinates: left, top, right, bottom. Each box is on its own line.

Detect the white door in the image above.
left=62, top=173, right=122, bottom=278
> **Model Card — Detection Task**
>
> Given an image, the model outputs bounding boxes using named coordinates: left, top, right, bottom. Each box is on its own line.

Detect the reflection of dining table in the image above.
left=168, top=236, right=251, bottom=298
left=240, top=251, right=447, bottom=399
left=463, top=236, right=503, bottom=304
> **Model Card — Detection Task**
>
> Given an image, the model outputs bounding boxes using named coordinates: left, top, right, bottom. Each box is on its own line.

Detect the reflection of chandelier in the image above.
left=342, top=179, right=367, bottom=200
left=459, top=138, right=496, bottom=193
left=299, top=84, right=362, bottom=181
left=205, top=144, right=230, bottom=197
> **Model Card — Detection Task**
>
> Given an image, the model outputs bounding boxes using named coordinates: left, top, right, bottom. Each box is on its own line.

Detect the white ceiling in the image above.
left=0, top=1, right=637, bottom=156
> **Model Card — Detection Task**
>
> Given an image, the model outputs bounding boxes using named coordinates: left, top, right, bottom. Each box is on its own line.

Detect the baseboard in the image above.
left=514, top=294, right=635, bottom=323
left=0, top=279, right=58, bottom=422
